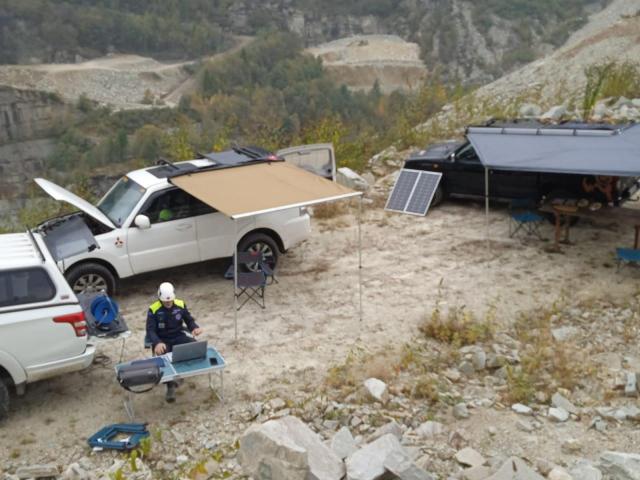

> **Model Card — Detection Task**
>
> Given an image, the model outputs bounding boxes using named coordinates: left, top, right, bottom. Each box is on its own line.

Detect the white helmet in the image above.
left=158, top=282, right=175, bottom=302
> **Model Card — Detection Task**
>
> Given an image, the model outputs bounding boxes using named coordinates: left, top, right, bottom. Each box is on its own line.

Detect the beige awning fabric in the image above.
left=170, top=161, right=361, bottom=219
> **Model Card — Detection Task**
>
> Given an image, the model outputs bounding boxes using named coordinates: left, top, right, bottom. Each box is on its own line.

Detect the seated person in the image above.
left=146, top=282, right=203, bottom=402
left=582, top=175, right=618, bottom=205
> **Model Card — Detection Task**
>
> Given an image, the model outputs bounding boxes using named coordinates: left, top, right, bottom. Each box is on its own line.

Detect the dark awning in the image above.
left=467, top=124, right=640, bottom=176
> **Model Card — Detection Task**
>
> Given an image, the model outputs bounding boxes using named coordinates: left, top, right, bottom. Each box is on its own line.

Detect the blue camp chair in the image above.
left=509, top=199, right=545, bottom=240
left=616, top=248, right=640, bottom=271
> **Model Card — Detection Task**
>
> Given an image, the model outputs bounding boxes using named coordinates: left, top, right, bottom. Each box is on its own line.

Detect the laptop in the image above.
left=171, top=340, right=207, bottom=364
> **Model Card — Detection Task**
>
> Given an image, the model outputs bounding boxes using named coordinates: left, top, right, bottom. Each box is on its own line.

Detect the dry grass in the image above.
left=324, top=347, right=398, bottom=394
left=312, top=202, right=347, bottom=220
left=505, top=305, right=594, bottom=404
left=419, top=304, right=494, bottom=347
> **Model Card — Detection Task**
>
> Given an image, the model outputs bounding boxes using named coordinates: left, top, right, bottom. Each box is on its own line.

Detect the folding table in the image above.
left=116, top=347, right=226, bottom=421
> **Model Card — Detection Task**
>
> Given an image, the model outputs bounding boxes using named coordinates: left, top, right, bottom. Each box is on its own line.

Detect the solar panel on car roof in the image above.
left=385, top=169, right=419, bottom=212
left=385, top=169, right=442, bottom=216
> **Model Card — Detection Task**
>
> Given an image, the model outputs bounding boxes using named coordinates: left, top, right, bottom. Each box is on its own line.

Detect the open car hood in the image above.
left=35, top=178, right=116, bottom=230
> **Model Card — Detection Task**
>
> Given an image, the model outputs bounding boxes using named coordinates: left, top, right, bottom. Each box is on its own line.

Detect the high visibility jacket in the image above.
left=146, top=298, right=198, bottom=347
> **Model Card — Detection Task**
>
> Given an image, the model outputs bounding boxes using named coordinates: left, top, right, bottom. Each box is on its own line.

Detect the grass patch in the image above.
left=505, top=304, right=592, bottom=404
left=419, top=304, right=494, bottom=347
left=312, top=202, right=347, bottom=220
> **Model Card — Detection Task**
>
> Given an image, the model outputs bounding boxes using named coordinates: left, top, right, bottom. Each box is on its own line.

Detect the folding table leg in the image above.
left=124, top=391, right=136, bottom=422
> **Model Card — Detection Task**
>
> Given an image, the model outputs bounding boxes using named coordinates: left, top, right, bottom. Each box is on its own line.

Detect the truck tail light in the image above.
left=53, top=312, right=87, bottom=337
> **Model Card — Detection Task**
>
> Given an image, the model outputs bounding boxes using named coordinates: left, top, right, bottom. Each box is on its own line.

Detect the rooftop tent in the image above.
left=467, top=124, right=640, bottom=176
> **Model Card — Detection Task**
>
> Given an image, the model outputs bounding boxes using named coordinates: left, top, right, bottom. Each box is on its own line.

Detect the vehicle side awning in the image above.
left=169, top=161, right=361, bottom=219
left=467, top=124, right=640, bottom=176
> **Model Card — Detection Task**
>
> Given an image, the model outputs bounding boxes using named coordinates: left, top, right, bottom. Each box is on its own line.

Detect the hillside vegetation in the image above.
left=0, top=0, right=608, bottom=81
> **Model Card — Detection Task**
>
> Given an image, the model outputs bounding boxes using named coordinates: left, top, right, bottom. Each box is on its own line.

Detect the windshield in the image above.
left=97, top=177, right=146, bottom=227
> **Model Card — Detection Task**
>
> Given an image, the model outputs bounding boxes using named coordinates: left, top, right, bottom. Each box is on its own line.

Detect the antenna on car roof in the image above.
left=157, top=157, right=179, bottom=170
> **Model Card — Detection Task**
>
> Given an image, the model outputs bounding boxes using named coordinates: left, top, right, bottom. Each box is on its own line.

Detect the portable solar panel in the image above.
left=385, top=169, right=442, bottom=216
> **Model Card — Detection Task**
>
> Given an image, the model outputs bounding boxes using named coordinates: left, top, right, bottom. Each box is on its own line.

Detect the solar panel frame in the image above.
left=384, top=169, right=420, bottom=212
left=385, top=169, right=442, bottom=216
left=405, top=171, right=442, bottom=215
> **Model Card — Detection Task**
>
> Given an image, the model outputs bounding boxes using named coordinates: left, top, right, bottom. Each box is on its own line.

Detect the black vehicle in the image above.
left=404, top=121, right=640, bottom=207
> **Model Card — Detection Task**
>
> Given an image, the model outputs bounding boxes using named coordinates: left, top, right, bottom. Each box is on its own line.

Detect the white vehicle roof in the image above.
left=0, top=233, right=47, bottom=269
left=126, top=159, right=214, bottom=189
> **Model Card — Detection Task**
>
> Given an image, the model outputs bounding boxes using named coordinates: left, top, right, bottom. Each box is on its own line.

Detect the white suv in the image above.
left=34, top=144, right=335, bottom=294
left=0, top=232, right=96, bottom=419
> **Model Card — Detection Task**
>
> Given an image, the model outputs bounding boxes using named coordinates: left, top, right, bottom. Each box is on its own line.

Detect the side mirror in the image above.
left=449, top=152, right=456, bottom=162
left=134, top=214, right=151, bottom=229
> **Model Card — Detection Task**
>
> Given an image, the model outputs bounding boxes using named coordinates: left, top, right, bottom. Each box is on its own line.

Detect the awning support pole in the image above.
left=485, top=167, right=490, bottom=250
left=234, top=219, right=238, bottom=341
left=358, top=195, right=363, bottom=322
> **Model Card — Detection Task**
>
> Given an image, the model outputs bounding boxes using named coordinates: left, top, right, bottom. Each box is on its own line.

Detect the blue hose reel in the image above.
left=90, top=295, right=119, bottom=330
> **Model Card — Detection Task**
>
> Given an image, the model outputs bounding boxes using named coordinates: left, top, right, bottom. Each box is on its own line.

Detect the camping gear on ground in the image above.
left=616, top=248, right=640, bottom=271
left=115, top=347, right=226, bottom=420
left=224, top=252, right=278, bottom=284
left=232, top=252, right=268, bottom=310
left=77, top=291, right=128, bottom=338
left=90, top=295, right=119, bottom=329
left=385, top=169, right=442, bottom=216
left=88, top=423, right=149, bottom=451
left=508, top=198, right=545, bottom=240
left=116, top=359, right=162, bottom=393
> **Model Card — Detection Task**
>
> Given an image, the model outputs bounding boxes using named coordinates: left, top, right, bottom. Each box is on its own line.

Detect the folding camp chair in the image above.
left=224, top=252, right=278, bottom=285
left=508, top=198, right=545, bottom=240
left=234, top=252, right=267, bottom=310
left=616, top=248, right=640, bottom=272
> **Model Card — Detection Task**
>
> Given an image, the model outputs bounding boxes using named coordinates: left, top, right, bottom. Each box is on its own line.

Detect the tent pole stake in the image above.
left=485, top=167, right=490, bottom=251
left=234, top=219, right=238, bottom=342
left=358, top=195, right=363, bottom=322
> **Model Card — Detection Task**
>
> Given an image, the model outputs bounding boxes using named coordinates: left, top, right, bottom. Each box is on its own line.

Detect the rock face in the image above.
left=598, top=451, right=640, bottom=480
left=485, top=457, right=545, bottom=480
left=0, top=86, right=72, bottom=144
left=238, top=416, right=345, bottom=480
left=345, top=433, right=430, bottom=480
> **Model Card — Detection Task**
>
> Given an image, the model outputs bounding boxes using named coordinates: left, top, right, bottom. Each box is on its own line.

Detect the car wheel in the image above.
left=0, top=378, right=9, bottom=421
left=432, top=184, right=445, bottom=207
left=65, top=262, right=117, bottom=296
left=238, top=233, right=279, bottom=271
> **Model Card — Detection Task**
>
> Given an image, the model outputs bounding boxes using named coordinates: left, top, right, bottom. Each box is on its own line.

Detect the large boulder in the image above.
left=485, top=457, right=544, bottom=480
left=337, top=167, right=369, bottom=191
left=346, top=434, right=432, bottom=480
left=598, top=452, right=640, bottom=480
left=238, top=416, right=345, bottom=480
left=331, top=426, right=358, bottom=460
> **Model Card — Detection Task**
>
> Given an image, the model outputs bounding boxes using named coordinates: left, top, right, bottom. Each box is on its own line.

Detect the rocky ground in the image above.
left=3, top=148, right=640, bottom=478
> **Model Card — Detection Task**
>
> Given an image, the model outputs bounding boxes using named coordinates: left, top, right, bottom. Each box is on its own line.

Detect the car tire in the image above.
left=238, top=233, right=279, bottom=271
left=0, top=378, right=9, bottom=421
left=432, top=184, right=445, bottom=207
left=65, top=262, right=117, bottom=296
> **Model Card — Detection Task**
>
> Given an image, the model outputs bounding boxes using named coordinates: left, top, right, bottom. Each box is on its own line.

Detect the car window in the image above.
left=0, top=268, right=56, bottom=307
left=456, top=144, right=480, bottom=163
left=97, top=176, right=146, bottom=227
left=141, top=189, right=215, bottom=224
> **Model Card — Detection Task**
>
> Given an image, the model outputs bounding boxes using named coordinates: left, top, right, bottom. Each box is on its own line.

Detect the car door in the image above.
left=451, top=143, right=486, bottom=196
left=126, top=188, right=199, bottom=274
left=277, top=143, right=336, bottom=180
left=189, top=196, right=240, bottom=261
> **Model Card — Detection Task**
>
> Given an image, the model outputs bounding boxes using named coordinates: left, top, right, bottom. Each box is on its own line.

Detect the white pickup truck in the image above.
left=0, top=232, right=96, bottom=419
left=34, top=144, right=335, bottom=294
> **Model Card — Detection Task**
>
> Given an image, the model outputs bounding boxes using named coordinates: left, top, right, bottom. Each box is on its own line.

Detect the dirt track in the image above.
left=2, top=196, right=640, bottom=471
